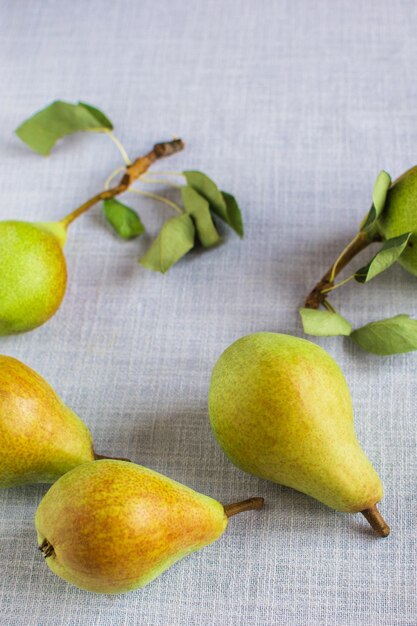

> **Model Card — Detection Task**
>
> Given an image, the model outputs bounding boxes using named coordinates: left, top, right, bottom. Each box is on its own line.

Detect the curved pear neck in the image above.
left=33, top=221, right=68, bottom=248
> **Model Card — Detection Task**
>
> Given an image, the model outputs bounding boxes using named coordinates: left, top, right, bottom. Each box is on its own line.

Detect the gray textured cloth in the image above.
left=0, top=1, right=416, bottom=624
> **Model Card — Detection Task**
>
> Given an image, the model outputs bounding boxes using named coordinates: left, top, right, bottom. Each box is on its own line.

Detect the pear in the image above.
left=0, top=355, right=118, bottom=487
left=208, top=332, right=390, bottom=536
left=0, top=220, right=67, bottom=335
left=376, top=165, right=417, bottom=276
left=35, top=460, right=264, bottom=593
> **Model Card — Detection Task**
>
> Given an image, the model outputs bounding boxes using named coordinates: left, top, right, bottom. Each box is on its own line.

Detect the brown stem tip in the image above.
left=361, top=505, right=390, bottom=537
left=93, top=452, right=131, bottom=463
left=223, top=497, right=265, bottom=518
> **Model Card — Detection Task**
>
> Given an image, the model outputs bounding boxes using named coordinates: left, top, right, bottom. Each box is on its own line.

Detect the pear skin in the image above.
left=0, top=356, right=94, bottom=487
left=209, top=333, right=389, bottom=535
left=377, top=165, right=417, bottom=276
left=0, top=220, right=67, bottom=335
left=36, top=461, right=232, bottom=594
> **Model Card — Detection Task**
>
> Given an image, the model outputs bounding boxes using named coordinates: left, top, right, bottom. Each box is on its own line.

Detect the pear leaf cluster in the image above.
left=105, top=171, right=243, bottom=273
left=303, top=168, right=417, bottom=356
left=137, top=172, right=243, bottom=272
left=300, top=308, right=417, bottom=355
left=15, top=101, right=113, bottom=155
left=15, top=101, right=244, bottom=277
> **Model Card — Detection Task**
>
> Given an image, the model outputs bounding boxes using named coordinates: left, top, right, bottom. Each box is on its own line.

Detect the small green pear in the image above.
left=209, top=332, right=390, bottom=536
left=0, top=355, right=106, bottom=487
left=376, top=166, right=417, bottom=276
left=0, top=220, right=68, bottom=335
left=35, top=460, right=264, bottom=593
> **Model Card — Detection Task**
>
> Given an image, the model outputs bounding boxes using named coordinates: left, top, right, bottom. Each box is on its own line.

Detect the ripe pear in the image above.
left=35, top=460, right=264, bottom=593
left=0, top=355, right=112, bottom=487
left=0, top=220, right=67, bottom=335
left=209, top=332, right=390, bottom=536
left=376, top=165, right=417, bottom=276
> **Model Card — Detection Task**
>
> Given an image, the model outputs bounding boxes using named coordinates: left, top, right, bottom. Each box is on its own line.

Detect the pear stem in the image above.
left=93, top=452, right=131, bottom=463
left=223, top=497, right=265, bottom=518
left=361, top=505, right=390, bottom=537
left=60, top=138, right=185, bottom=228
left=39, top=538, right=54, bottom=558
left=305, top=230, right=376, bottom=309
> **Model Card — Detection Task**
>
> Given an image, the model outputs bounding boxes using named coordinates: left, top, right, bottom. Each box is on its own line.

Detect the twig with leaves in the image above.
left=301, top=168, right=417, bottom=355
left=16, top=100, right=243, bottom=273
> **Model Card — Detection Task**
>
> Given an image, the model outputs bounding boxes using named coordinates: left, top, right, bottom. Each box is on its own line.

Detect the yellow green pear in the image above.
left=0, top=355, right=112, bottom=487
left=0, top=220, right=67, bottom=335
left=35, top=460, right=264, bottom=594
left=208, top=332, right=389, bottom=536
left=376, top=165, right=417, bottom=276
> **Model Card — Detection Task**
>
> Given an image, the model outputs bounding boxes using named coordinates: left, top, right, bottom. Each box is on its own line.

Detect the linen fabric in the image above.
left=0, top=1, right=415, bottom=624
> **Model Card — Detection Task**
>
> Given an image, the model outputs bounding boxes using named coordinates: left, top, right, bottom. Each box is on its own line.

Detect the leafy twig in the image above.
left=16, top=100, right=244, bottom=273
left=304, top=231, right=376, bottom=308
left=301, top=169, right=417, bottom=355
left=61, top=139, right=185, bottom=227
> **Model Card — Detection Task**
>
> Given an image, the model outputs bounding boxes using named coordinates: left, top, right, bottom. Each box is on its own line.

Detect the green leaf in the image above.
left=78, top=102, right=113, bottom=129
left=355, top=232, right=412, bottom=283
left=361, top=170, right=391, bottom=230
left=140, top=214, right=195, bottom=273
left=183, top=170, right=226, bottom=213
left=103, top=198, right=144, bottom=240
left=181, top=186, right=220, bottom=247
left=183, top=171, right=243, bottom=236
left=300, top=308, right=352, bottom=336
left=221, top=191, right=244, bottom=237
left=373, top=170, right=391, bottom=216
left=351, top=314, right=417, bottom=355
left=15, top=100, right=113, bottom=155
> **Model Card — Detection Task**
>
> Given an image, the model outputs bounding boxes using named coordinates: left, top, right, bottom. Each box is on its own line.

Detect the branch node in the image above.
left=61, top=138, right=185, bottom=227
